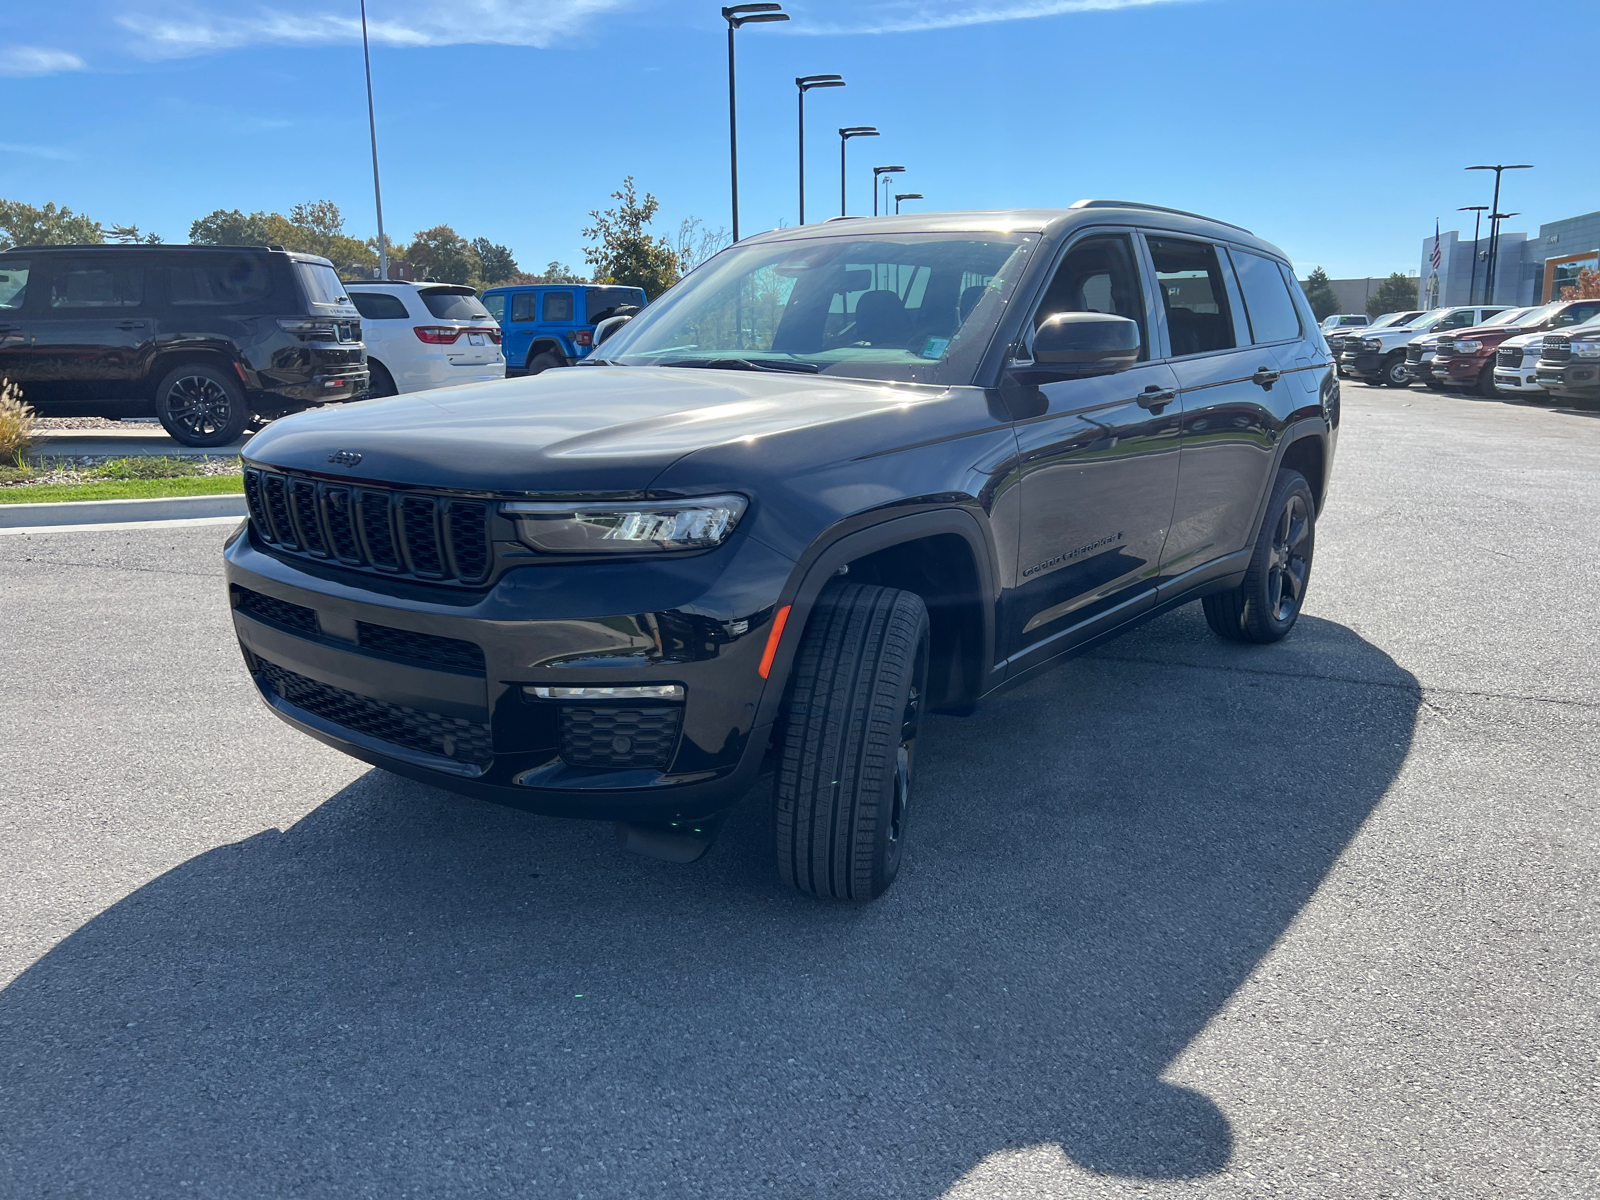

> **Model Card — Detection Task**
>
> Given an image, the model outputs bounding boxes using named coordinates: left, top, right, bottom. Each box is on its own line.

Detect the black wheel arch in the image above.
left=526, top=339, right=569, bottom=369
left=145, top=347, right=252, bottom=399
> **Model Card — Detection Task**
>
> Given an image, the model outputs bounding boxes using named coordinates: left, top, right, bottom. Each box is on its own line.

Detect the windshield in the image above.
left=595, top=231, right=1037, bottom=385
left=420, top=288, right=491, bottom=321
left=1406, top=308, right=1453, bottom=331
left=1369, top=310, right=1420, bottom=330
left=1483, top=306, right=1536, bottom=326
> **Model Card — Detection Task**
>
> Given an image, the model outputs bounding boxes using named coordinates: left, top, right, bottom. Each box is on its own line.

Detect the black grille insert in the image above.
left=356, top=622, right=485, bottom=673
left=244, top=467, right=491, bottom=585
left=1543, top=335, right=1572, bottom=363
left=255, top=657, right=493, bottom=765
left=1498, top=347, right=1525, bottom=369
left=234, top=586, right=318, bottom=635
left=558, top=705, right=683, bottom=769
left=1405, top=344, right=1423, bottom=362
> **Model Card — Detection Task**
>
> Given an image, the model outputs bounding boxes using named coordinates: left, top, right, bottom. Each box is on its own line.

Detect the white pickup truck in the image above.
left=1340, top=306, right=1509, bottom=387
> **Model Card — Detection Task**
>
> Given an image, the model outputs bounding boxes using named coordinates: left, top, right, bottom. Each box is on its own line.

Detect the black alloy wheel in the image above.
left=526, top=350, right=565, bottom=375
left=1381, top=355, right=1411, bottom=387
left=1203, top=469, right=1316, bottom=644
left=153, top=363, right=249, bottom=447
left=774, top=582, right=930, bottom=901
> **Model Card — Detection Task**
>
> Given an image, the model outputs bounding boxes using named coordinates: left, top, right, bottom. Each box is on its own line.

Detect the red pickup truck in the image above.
left=1432, top=298, right=1600, bottom=397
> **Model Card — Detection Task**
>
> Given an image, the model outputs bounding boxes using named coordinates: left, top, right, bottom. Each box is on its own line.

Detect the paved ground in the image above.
left=1, top=381, right=1596, bottom=1199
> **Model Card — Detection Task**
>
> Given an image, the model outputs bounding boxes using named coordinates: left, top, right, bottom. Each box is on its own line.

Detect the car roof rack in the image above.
left=823, top=215, right=862, bottom=222
left=1069, top=199, right=1253, bottom=235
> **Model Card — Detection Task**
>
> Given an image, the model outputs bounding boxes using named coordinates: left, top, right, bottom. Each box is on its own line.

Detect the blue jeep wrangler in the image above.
left=480, top=283, right=648, bottom=375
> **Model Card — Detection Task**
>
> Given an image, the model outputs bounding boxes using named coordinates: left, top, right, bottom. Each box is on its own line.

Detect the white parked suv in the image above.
left=346, top=282, right=506, bottom=396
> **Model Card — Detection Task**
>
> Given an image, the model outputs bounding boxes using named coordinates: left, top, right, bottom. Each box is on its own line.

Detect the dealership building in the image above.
left=1419, top=209, right=1600, bottom=308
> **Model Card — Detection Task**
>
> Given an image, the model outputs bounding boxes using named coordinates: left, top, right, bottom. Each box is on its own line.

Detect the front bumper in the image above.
left=1432, top=354, right=1490, bottom=386
left=223, top=526, right=796, bottom=822
left=1535, top=361, right=1600, bottom=400
left=1341, top=350, right=1384, bottom=377
left=1492, top=366, right=1546, bottom=394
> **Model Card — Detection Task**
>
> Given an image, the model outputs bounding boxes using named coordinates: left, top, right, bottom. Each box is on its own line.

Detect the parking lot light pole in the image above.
left=359, top=0, right=387, bottom=280
left=723, top=4, right=789, bottom=243
left=894, top=192, right=922, bottom=215
left=796, top=75, right=845, bottom=226
left=838, top=127, right=878, bottom=216
left=872, top=166, right=905, bottom=216
left=1458, top=206, right=1488, bottom=304
left=1467, top=164, right=1532, bottom=303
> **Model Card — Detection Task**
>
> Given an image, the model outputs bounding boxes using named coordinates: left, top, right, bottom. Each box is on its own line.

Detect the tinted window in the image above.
left=349, top=291, right=411, bottom=320
left=167, top=254, right=272, bottom=306
left=1032, top=233, right=1148, bottom=360
left=1148, top=237, right=1235, bottom=355
left=50, top=261, right=144, bottom=308
left=482, top=293, right=506, bottom=322
left=585, top=286, right=645, bottom=323
left=420, top=288, right=491, bottom=320
left=0, top=260, right=27, bottom=310
left=1551, top=302, right=1600, bottom=328
left=542, top=291, right=574, bottom=322
left=1232, top=250, right=1301, bottom=344
left=293, top=261, right=350, bottom=307
left=509, top=292, right=537, bottom=322
left=1440, top=310, right=1479, bottom=330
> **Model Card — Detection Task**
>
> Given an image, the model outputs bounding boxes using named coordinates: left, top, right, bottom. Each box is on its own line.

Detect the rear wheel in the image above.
left=774, top=583, right=929, bottom=902
left=526, top=350, right=565, bottom=375
left=1381, top=354, right=1411, bottom=387
left=1203, top=469, right=1315, bottom=644
left=154, top=364, right=249, bottom=446
left=368, top=360, right=398, bottom=398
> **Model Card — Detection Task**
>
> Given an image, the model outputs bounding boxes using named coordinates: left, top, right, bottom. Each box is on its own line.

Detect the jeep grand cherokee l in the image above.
left=0, top=244, right=367, bottom=445
left=225, top=202, right=1337, bottom=900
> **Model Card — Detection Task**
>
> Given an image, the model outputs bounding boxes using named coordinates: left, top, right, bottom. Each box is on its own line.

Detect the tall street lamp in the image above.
left=359, top=0, right=387, bottom=280
left=873, top=166, right=905, bottom=216
left=796, top=75, right=845, bottom=226
left=894, top=192, right=922, bottom=215
left=1466, top=163, right=1532, bottom=303
left=839, top=127, right=878, bottom=216
left=724, top=3, right=789, bottom=243
left=1457, top=205, right=1488, bottom=304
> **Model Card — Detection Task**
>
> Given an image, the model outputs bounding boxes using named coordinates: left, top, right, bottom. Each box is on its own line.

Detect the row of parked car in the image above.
left=0, top=241, right=646, bottom=445
left=1318, top=301, right=1600, bottom=403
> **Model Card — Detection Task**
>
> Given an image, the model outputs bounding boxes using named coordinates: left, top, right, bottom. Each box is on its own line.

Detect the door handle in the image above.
left=1251, top=366, right=1281, bottom=389
left=1137, top=385, right=1176, bottom=411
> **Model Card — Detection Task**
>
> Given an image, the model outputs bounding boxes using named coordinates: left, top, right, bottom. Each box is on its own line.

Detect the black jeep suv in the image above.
left=224, top=202, right=1337, bottom=899
left=0, top=244, right=368, bottom=445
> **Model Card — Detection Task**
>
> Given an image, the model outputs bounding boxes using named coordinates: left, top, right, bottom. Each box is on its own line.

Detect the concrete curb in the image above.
left=0, top=493, right=248, bottom=529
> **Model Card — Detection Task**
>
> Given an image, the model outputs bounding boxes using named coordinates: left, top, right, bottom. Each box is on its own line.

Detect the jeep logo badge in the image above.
left=328, top=450, right=363, bottom=467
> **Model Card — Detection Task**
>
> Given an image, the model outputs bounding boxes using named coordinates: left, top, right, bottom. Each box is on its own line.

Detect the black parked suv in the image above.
left=0, top=244, right=368, bottom=445
left=225, top=202, right=1337, bottom=899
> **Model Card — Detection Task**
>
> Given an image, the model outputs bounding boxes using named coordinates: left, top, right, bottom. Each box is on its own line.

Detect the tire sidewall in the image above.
left=1246, top=471, right=1315, bottom=639
left=154, top=364, right=248, bottom=447
left=1383, top=355, right=1410, bottom=386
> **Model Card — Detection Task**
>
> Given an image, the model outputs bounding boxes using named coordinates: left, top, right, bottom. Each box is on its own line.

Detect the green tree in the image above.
left=407, top=225, right=482, bottom=285
left=470, top=237, right=519, bottom=285
left=189, top=201, right=376, bottom=277
left=106, top=224, right=162, bottom=244
left=0, top=199, right=104, bottom=249
left=1302, top=266, right=1340, bottom=321
left=582, top=177, right=679, bottom=298
left=1367, top=272, right=1419, bottom=319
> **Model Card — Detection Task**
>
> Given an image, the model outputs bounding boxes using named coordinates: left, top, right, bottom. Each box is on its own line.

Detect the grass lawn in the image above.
left=0, top=475, right=245, bottom=505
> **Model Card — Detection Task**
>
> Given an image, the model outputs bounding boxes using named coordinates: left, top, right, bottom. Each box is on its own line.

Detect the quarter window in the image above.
left=1031, top=234, right=1149, bottom=360
left=1148, top=238, right=1236, bottom=356
left=349, top=291, right=411, bottom=320
left=510, top=292, right=537, bottom=322
left=542, top=291, right=574, bottom=322
left=1232, top=250, right=1302, bottom=344
left=0, top=260, right=28, bottom=310
left=50, top=262, right=144, bottom=308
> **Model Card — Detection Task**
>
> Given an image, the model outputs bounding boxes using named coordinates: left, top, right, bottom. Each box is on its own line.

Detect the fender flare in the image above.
left=752, top=506, right=1001, bottom=731
left=1242, top=417, right=1331, bottom=547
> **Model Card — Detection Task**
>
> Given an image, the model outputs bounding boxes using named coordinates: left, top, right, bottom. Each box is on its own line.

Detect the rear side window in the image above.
left=1148, top=237, right=1236, bottom=356
left=350, top=291, right=411, bottom=320
left=0, top=260, right=27, bottom=310
left=509, top=292, right=537, bottom=322
left=420, top=288, right=490, bottom=320
left=50, top=261, right=144, bottom=308
left=585, top=287, right=644, bottom=324
left=1232, top=250, right=1301, bottom=344
left=294, top=261, right=350, bottom=308
left=482, top=293, right=506, bottom=322
left=167, top=255, right=272, bottom=306
left=542, top=291, right=574, bottom=322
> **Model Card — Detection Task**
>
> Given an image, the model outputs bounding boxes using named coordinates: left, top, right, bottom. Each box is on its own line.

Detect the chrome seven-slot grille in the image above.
left=243, top=467, right=492, bottom=584
left=1542, top=334, right=1572, bottom=362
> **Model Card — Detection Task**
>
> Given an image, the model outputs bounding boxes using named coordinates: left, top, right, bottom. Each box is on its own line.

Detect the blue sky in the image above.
left=4, top=0, right=1596, bottom=279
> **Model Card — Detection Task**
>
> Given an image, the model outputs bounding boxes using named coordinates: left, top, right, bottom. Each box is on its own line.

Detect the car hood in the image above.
left=243, top=366, right=947, bottom=495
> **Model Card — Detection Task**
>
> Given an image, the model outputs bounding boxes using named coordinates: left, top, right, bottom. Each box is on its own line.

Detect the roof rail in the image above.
left=823, top=215, right=862, bottom=222
left=1069, top=199, right=1253, bottom=235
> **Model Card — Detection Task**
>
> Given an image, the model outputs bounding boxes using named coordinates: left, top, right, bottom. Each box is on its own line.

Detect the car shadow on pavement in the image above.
left=0, top=609, right=1420, bottom=1198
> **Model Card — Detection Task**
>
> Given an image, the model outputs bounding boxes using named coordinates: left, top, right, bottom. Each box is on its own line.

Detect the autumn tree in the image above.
left=1559, top=267, right=1600, bottom=301
left=189, top=201, right=375, bottom=277
left=0, top=199, right=104, bottom=249
left=406, top=226, right=482, bottom=285
left=583, top=177, right=679, bottom=298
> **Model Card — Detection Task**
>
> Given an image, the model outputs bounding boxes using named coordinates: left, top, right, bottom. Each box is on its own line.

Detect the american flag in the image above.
left=1430, top=219, right=1442, bottom=269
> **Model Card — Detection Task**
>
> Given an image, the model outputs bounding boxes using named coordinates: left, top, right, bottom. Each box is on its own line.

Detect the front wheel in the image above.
left=1476, top=364, right=1500, bottom=398
left=774, top=583, right=929, bottom=901
left=154, top=364, right=249, bottom=446
left=1381, top=355, right=1411, bottom=387
left=1203, top=469, right=1315, bottom=644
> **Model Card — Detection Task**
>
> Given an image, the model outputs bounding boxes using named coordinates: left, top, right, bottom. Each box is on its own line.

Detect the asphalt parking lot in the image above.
left=2, top=380, right=1596, bottom=1199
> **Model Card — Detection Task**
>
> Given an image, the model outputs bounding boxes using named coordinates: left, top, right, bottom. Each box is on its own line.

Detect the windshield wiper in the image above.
left=660, top=357, right=820, bottom=375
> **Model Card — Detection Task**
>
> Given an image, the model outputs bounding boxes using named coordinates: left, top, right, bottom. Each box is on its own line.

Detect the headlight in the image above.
left=1571, top=340, right=1600, bottom=358
left=1454, top=340, right=1483, bottom=353
left=1361, top=338, right=1383, bottom=351
left=502, top=495, right=748, bottom=553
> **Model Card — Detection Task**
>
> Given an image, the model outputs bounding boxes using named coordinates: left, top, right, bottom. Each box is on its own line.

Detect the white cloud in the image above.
left=0, top=45, right=88, bottom=77
left=116, top=0, right=633, bottom=57
left=794, top=0, right=1199, bottom=35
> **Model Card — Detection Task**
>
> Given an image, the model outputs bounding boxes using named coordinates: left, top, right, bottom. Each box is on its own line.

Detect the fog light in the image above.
left=526, top=684, right=685, bottom=700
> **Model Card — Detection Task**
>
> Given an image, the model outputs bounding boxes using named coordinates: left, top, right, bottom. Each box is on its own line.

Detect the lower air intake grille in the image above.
left=356, top=622, right=485, bottom=673
left=558, top=705, right=682, bottom=769
left=234, top=586, right=318, bottom=634
left=255, top=657, right=493, bottom=765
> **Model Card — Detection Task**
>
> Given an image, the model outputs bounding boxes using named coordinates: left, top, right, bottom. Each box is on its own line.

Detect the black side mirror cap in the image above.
left=1010, top=311, right=1140, bottom=382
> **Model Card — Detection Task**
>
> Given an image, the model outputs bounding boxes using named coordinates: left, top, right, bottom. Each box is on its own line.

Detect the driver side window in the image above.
left=1031, top=234, right=1149, bottom=361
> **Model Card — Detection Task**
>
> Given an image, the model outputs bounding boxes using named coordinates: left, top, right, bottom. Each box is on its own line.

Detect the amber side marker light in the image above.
left=758, top=606, right=791, bottom=678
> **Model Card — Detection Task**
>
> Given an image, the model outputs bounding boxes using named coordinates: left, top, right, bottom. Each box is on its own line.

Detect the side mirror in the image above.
left=593, top=312, right=635, bottom=346
left=1011, top=311, right=1140, bottom=382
